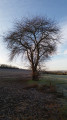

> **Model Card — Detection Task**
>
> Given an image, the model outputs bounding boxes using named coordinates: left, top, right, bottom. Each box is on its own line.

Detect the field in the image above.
left=0, top=68, right=31, bottom=81
left=41, top=74, right=67, bottom=97
left=28, top=73, right=67, bottom=120
left=0, top=69, right=67, bottom=120
left=43, top=74, right=67, bottom=120
left=42, top=74, right=67, bottom=120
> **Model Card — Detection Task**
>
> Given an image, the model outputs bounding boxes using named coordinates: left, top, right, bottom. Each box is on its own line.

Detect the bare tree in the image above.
left=4, top=17, right=60, bottom=80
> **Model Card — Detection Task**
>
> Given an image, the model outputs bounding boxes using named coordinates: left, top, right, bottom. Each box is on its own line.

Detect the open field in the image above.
left=0, top=69, right=67, bottom=120
left=43, top=74, right=67, bottom=120
left=42, top=74, right=67, bottom=120
left=28, top=74, right=67, bottom=120
left=28, top=73, right=67, bottom=97
left=41, top=74, right=67, bottom=97
left=0, top=68, right=31, bottom=81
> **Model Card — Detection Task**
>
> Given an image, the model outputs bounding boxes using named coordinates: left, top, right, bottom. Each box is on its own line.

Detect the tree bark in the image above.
left=32, top=68, right=39, bottom=80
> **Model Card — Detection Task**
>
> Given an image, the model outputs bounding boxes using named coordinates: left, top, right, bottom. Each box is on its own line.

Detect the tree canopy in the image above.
left=4, top=17, right=60, bottom=80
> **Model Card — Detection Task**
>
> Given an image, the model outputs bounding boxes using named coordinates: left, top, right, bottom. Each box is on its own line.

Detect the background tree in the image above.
left=4, top=17, right=60, bottom=80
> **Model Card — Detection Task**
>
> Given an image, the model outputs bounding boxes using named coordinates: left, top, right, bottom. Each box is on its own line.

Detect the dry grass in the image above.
left=24, top=83, right=38, bottom=89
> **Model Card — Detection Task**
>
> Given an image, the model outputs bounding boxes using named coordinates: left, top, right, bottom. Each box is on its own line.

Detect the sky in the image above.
left=0, top=0, right=67, bottom=70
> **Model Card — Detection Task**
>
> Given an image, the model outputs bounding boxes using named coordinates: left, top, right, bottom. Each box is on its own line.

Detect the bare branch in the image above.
left=4, top=16, right=60, bottom=80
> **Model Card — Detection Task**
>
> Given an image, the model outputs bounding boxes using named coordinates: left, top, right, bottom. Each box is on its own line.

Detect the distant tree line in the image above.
left=0, top=64, right=19, bottom=69
left=43, top=71, right=67, bottom=75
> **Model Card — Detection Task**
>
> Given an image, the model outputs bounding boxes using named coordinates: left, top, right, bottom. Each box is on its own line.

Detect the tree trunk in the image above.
left=32, top=69, right=39, bottom=80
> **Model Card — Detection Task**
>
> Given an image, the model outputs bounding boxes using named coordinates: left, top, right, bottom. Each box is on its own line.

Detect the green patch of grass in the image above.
left=27, top=79, right=38, bottom=85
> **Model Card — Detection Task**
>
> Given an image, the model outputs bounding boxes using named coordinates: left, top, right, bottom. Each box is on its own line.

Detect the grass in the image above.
left=59, top=98, right=67, bottom=120
left=0, top=69, right=67, bottom=120
left=42, top=74, right=67, bottom=120
left=27, top=74, right=67, bottom=120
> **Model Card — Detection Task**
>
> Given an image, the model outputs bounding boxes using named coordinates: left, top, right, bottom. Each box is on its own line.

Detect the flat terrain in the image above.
left=0, top=69, right=67, bottom=120
left=40, top=74, right=67, bottom=97
left=0, top=68, right=31, bottom=81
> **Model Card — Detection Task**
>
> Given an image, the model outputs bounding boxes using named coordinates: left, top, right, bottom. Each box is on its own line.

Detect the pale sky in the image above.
left=0, top=0, right=67, bottom=70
